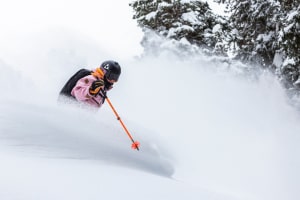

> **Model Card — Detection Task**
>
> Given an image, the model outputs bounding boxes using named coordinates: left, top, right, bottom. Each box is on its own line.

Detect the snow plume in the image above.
left=0, top=27, right=300, bottom=200
left=133, top=40, right=300, bottom=200
left=140, top=29, right=193, bottom=55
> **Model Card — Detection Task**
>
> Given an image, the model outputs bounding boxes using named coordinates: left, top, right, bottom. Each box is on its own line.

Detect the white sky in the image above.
left=0, top=0, right=143, bottom=59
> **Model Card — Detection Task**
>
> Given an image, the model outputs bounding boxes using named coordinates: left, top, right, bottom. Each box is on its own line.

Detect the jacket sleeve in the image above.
left=71, top=75, right=94, bottom=101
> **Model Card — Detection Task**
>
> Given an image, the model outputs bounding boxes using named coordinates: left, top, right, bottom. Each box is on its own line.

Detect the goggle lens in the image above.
left=106, top=72, right=119, bottom=82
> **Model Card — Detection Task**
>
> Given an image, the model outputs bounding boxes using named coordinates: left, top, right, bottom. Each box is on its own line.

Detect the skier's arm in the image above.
left=71, top=76, right=95, bottom=101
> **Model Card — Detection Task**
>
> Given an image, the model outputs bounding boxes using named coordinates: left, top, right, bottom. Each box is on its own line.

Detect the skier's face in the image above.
left=106, top=78, right=116, bottom=84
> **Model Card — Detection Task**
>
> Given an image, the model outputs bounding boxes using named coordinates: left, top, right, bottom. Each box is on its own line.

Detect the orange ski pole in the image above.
left=104, top=94, right=140, bottom=151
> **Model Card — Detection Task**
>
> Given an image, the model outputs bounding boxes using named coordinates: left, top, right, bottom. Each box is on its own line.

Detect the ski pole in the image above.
left=103, top=92, right=140, bottom=151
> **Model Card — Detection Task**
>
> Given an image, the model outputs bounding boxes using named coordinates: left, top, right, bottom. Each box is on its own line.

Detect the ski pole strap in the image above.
left=98, top=89, right=107, bottom=104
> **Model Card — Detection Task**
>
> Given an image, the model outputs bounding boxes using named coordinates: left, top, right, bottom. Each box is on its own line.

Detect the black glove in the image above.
left=89, top=79, right=104, bottom=95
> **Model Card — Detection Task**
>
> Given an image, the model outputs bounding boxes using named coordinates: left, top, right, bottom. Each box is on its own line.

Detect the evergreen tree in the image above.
left=217, top=0, right=300, bottom=89
left=277, top=2, right=300, bottom=87
left=216, top=0, right=280, bottom=66
left=130, top=0, right=226, bottom=52
left=130, top=0, right=300, bottom=91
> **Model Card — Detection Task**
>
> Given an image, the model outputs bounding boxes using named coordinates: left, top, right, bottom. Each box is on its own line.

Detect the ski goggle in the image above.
left=105, top=71, right=120, bottom=82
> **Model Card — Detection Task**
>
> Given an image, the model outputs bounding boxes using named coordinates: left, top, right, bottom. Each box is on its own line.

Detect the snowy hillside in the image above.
left=0, top=1, right=300, bottom=200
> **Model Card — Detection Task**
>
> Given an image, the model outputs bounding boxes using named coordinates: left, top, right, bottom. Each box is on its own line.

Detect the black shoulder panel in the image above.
left=59, top=69, right=92, bottom=97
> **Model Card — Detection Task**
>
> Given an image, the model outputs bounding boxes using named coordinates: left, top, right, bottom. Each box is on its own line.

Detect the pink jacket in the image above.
left=71, top=75, right=105, bottom=108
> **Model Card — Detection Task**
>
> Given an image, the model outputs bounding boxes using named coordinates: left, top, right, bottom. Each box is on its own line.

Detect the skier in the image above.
left=59, top=60, right=121, bottom=108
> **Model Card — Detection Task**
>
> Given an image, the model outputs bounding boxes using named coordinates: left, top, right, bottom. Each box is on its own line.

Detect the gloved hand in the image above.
left=89, top=79, right=104, bottom=95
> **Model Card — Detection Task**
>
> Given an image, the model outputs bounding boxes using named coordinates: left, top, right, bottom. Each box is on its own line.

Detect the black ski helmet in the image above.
left=100, top=60, right=121, bottom=81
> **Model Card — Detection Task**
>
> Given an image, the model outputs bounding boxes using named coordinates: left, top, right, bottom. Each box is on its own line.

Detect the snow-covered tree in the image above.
left=216, top=0, right=281, bottom=66
left=130, top=0, right=227, bottom=53
left=277, top=2, right=300, bottom=88
left=216, top=0, right=300, bottom=89
left=130, top=0, right=300, bottom=91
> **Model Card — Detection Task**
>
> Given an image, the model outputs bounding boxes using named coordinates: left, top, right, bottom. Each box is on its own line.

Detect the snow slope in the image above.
left=0, top=1, right=300, bottom=200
